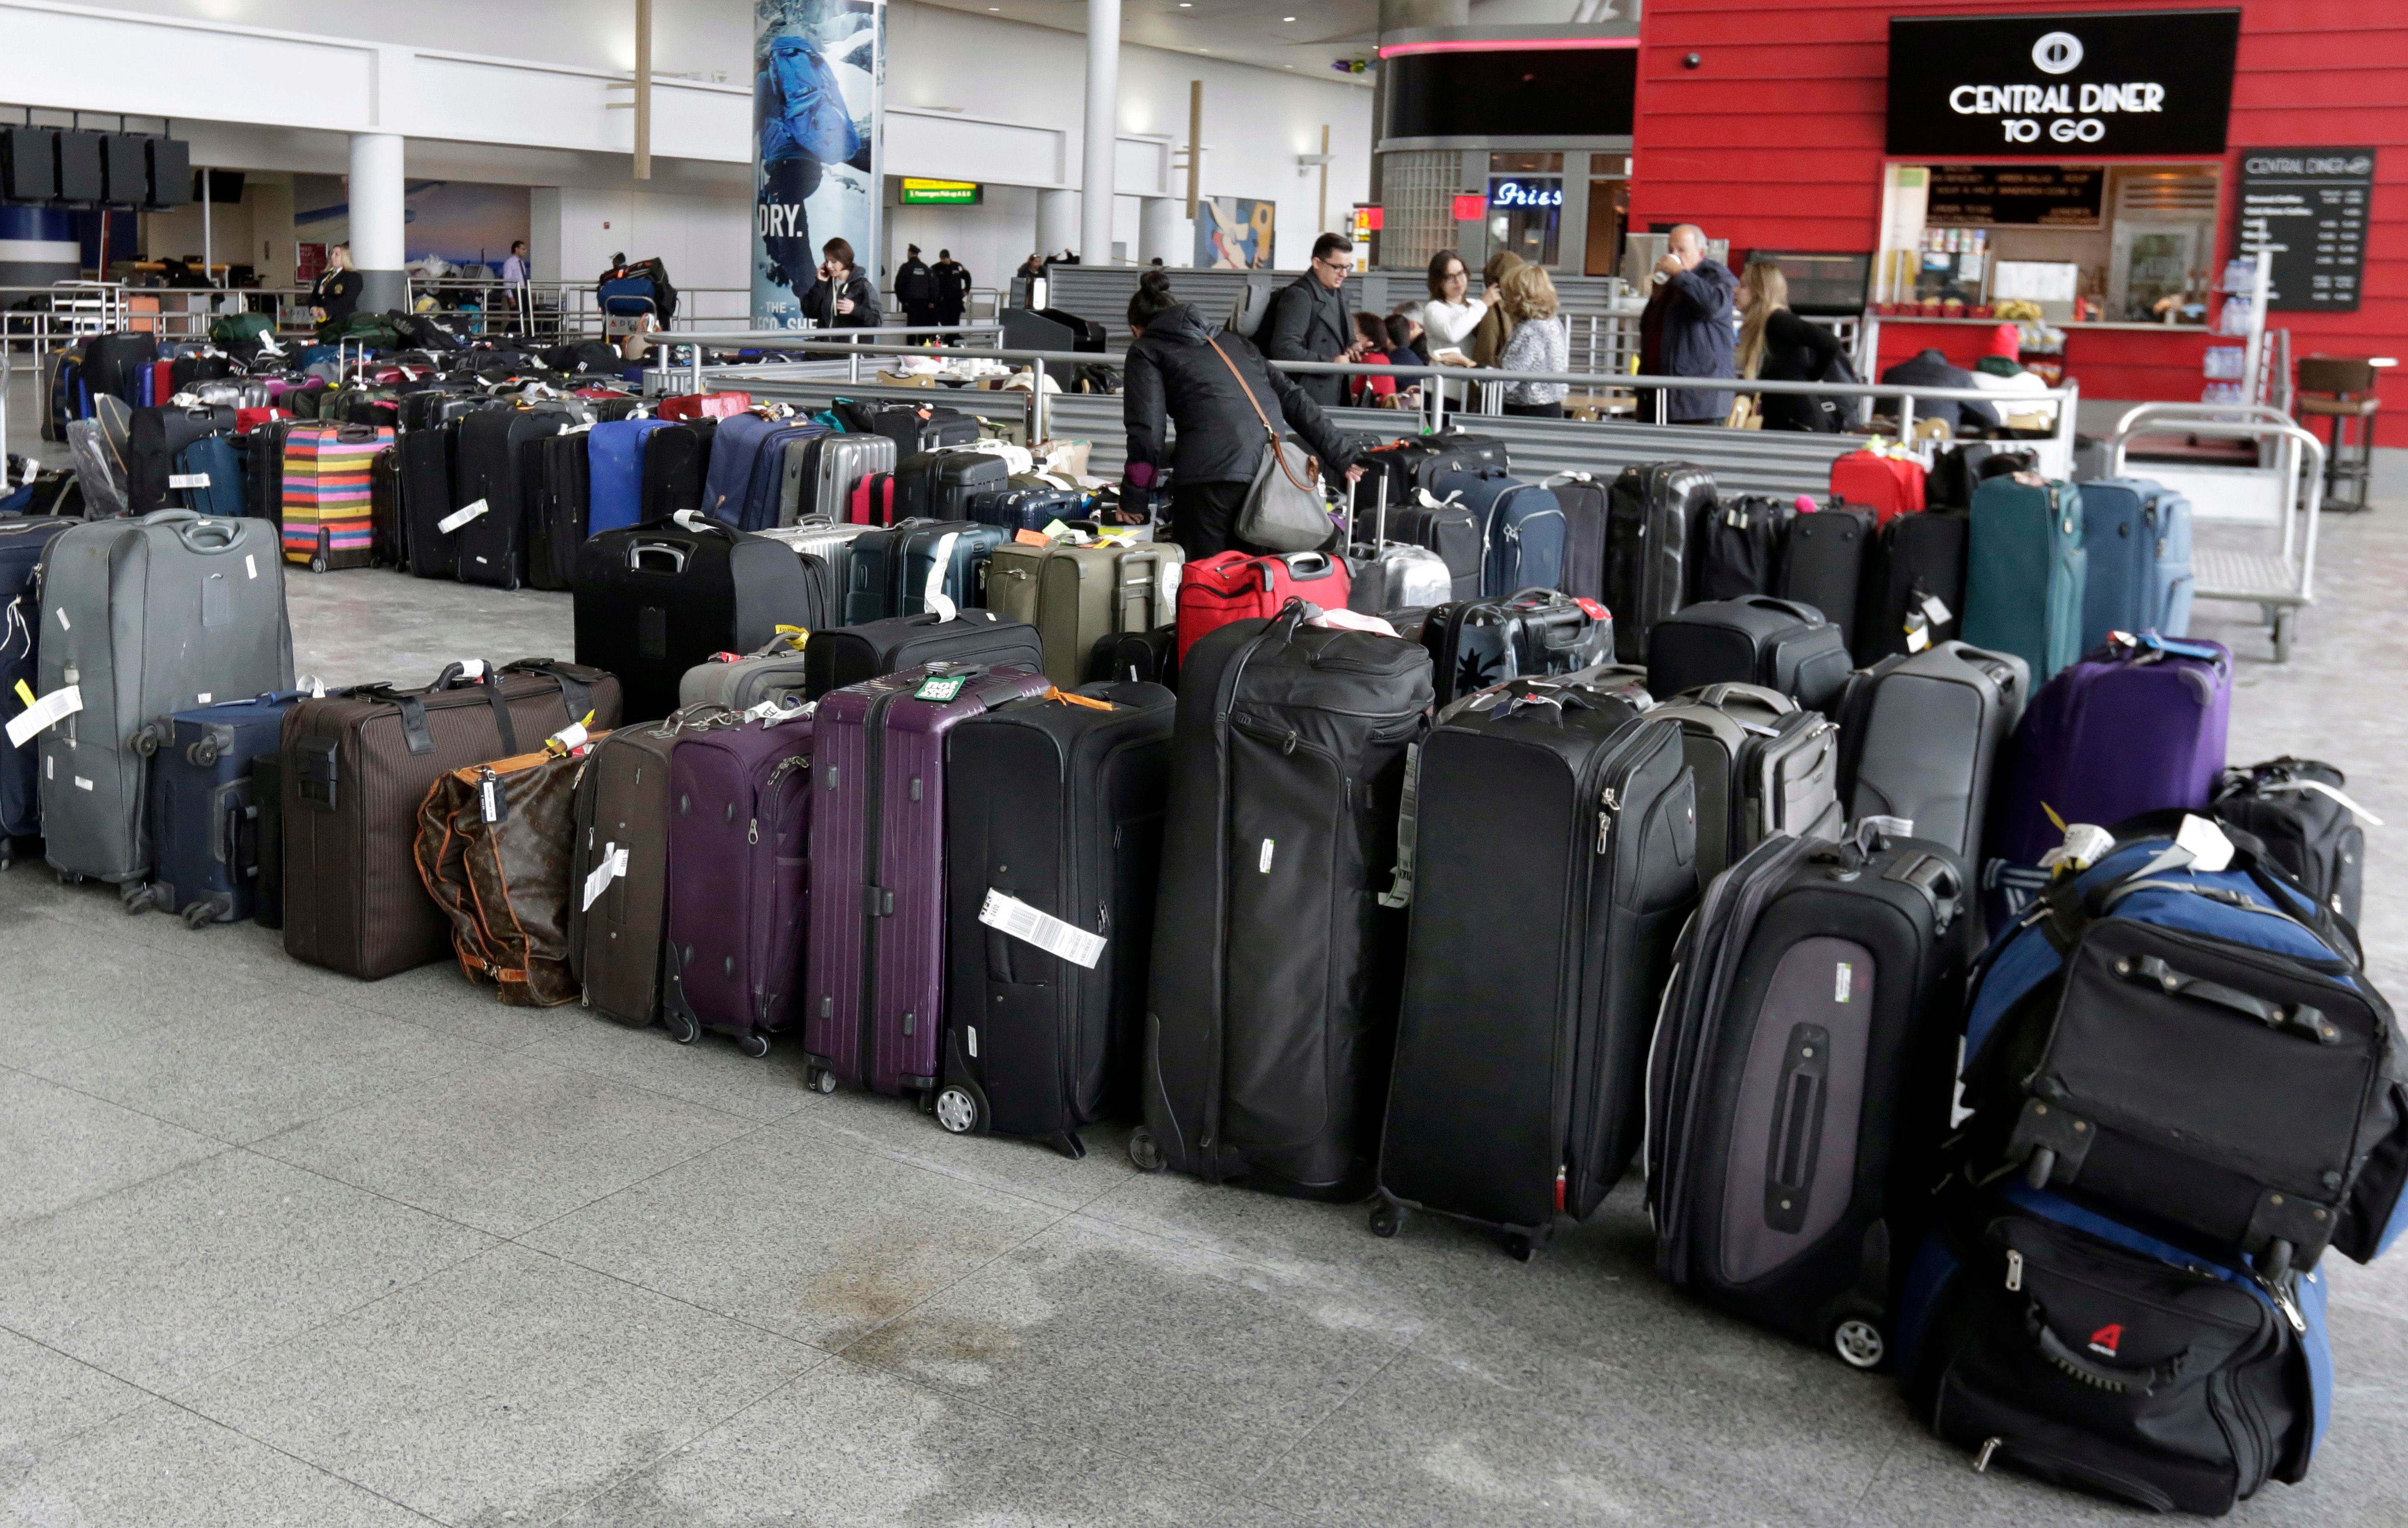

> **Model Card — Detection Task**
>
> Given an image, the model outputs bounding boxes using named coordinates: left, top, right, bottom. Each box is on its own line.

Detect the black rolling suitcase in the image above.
left=1085, top=626, right=1178, bottom=689
left=1692, top=493, right=1794, bottom=602
left=1835, top=640, right=2026, bottom=862
left=2214, top=757, right=2370, bottom=923
left=895, top=449, right=1010, bottom=521
left=246, top=418, right=294, bottom=524
left=127, top=403, right=236, bottom=515
left=523, top=428, right=592, bottom=592
left=1606, top=462, right=1714, bottom=661
left=642, top=419, right=710, bottom=520
left=1647, top=827, right=1970, bottom=1365
left=370, top=442, right=406, bottom=568
left=1133, top=604, right=1433, bottom=1200
left=801, top=609, right=1043, bottom=699
left=1376, top=674, right=1701, bottom=1257
left=454, top=404, right=576, bottom=588
left=400, top=426, right=463, bottom=579
left=937, top=681, right=1177, bottom=1158
left=1384, top=494, right=1483, bottom=603
left=1539, top=470, right=1610, bottom=603
left=1417, top=588, right=1613, bottom=707
left=1774, top=503, right=1874, bottom=655
left=574, top=512, right=822, bottom=722
left=1648, top=682, right=1843, bottom=881
left=1858, top=507, right=1967, bottom=663
left=1645, top=595, right=1852, bottom=714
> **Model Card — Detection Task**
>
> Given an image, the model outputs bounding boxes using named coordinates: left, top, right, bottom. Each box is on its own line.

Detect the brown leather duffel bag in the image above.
left=413, top=734, right=606, bottom=1006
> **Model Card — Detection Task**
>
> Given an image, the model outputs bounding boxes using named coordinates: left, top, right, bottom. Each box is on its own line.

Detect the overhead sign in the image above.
left=1927, top=165, right=2103, bottom=226
left=1887, top=9, right=2240, bottom=158
left=1350, top=205, right=1383, bottom=243
left=2235, top=148, right=2375, bottom=313
left=1452, top=193, right=1488, bottom=221
left=900, top=178, right=979, bottom=205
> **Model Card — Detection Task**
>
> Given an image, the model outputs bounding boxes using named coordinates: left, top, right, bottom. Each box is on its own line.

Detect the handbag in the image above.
left=1206, top=336, right=1332, bottom=554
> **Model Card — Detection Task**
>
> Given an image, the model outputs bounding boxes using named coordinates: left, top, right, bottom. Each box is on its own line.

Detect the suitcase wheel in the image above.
left=933, top=1084, right=984, bottom=1136
left=737, top=1031, right=771, bottom=1060
left=806, top=1065, right=838, bottom=1094
left=182, top=896, right=229, bottom=929
left=187, top=736, right=221, bottom=767
left=1831, top=1317, right=1887, bottom=1371
left=1127, top=1127, right=1164, bottom=1173
left=665, top=1008, right=700, bottom=1045
left=1368, top=1202, right=1404, bottom=1239
left=1502, top=1232, right=1536, bottom=1264
left=121, top=882, right=157, bottom=914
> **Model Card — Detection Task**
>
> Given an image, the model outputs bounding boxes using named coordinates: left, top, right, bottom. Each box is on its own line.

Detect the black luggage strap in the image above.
left=2116, top=954, right=2339, bottom=1044
left=2029, top=1308, right=2187, bottom=1396
left=502, top=659, right=592, bottom=734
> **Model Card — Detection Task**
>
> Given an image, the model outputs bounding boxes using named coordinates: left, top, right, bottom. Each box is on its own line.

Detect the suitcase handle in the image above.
left=1741, top=595, right=1827, bottom=626
left=1278, top=551, right=1337, bottom=584
left=628, top=542, right=690, bottom=574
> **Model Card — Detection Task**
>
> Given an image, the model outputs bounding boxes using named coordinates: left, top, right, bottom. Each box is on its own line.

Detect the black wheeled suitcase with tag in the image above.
left=573, top=512, right=822, bottom=722
left=1606, top=462, right=1714, bottom=661
left=1418, top=588, right=1613, bottom=707
left=939, top=681, right=1178, bottom=1157
left=1376, top=674, right=1702, bottom=1257
left=400, top=426, right=462, bottom=580
left=1647, top=827, right=1971, bottom=1363
left=1858, top=508, right=1968, bottom=663
left=1835, top=640, right=2027, bottom=862
left=1540, top=470, right=1611, bottom=603
left=128, top=403, right=236, bottom=516
left=802, top=609, right=1045, bottom=699
left=2214, top=757, right=2371, bottom=923
left=370, top=444, right=406, bottom=569
left=1134, top=605, right=1433, bottom=1200
left=569, top=718, right=686, bottom=1026
left=1775, top=504, right=1874, bottom=655
left=522, top=428, right=592, bottom=593
left=643, top=419, right=711, bottom=520
left=454, top=404, right=576, bottom=589
left=1646, top=595, right=1853, bottom=714
left=1693, top=493, right=1794, bottom=602
left=1085, top=626, right=1178, bottom=690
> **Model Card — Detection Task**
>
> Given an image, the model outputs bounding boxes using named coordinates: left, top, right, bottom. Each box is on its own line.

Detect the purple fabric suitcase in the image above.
left=803, top=662, right=1054, bottom=1097
left=1987, top=632, right=2232, bottom=872
left=661, top=712, right=815, bottom=1054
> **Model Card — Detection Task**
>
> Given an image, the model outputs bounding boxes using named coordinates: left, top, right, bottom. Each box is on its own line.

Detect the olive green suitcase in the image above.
left=983, top=538, right=1183, bottom=688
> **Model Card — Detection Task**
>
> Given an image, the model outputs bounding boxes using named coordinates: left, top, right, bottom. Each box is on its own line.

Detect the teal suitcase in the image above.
left=1963, top=477, right=2085, bottom=682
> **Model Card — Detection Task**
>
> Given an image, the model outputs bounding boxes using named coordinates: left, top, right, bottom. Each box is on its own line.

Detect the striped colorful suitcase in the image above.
left=280, top=422, right=393, bottom=571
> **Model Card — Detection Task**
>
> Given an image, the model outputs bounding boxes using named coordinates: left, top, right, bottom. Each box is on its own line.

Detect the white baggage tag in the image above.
left=923, top=531, right=961, bottom=621
left=245, top=554, right=258, bottom=580
left=1919, top=593, right=1952, bottom=627
left=547, top=718, right=590, bottom=753
left=457, top=659, right=487, bottom=681
left=437, top=499, right=489, bottom=533
left=2174, top=813, right=2237, bottom=873
left=978, top=889, right=1106, bottom=970
left=581, top=843, right=629, bottom=910
left=2039, top=822, right=2117, bottom=871
left=6, top=683, right=80, bottom=750
left=1905, top=619, right=1931, bottom=654
left=167, top=472, right=211, bottom=490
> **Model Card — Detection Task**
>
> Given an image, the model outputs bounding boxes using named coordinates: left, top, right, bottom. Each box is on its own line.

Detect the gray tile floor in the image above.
left=4, top=386, right=2408, bottom=1522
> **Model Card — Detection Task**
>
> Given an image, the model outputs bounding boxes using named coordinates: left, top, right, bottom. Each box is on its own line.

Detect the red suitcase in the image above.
left=658, top=391, right=753, bottom=421
left=849, top=472, right=901, bottom=526
left=1175, top=550, right=1352, bottom=663
left=1829, top=450, right=1927, bottom=524
left=802, top=662, right=1054, bottom=1098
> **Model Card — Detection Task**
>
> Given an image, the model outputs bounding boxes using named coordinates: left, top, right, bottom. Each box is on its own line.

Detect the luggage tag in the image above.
left=1012, top=529, right=1052, bottom=547
left=922, top=532, right=960, bottom=621
left=6, top=681, right=80, bottom=750
left=477, top=767, right=507, bottom=824
left=914, top=673, right=969, bottom=704
left=581, top=842, right=630, bottom=910
left=166, top=472, right=212, bottom=490
left=1903, top=609, right=1932, bottom=653
left=545, top=711, right=597, bottom=757
left=437, top=499, right=489, bottom=533
left=2251, top=777, right=2384, bottom=827
left=978, top=889, right=1106, bottom=969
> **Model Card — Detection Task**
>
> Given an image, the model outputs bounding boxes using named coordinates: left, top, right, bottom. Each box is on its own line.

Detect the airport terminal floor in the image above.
left=2, top=372, right=2406, bottom=1525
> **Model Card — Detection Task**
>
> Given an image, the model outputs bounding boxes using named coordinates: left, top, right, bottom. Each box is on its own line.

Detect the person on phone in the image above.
left=1122, top=269, right=1364, bottom=559
left=800, top=238, right=881, bottom=330
left=1263, top=232, right=1362, bottom=407
left=1638, top=224, right=1737, bottom=424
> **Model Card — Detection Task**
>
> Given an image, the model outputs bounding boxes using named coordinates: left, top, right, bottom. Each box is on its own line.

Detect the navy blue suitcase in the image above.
left=843, top=518, right=1005, bottom=624
left=174, top=434, right=249, bottom=519
left=1433, top=466, right=1566, bottom=597
left=0, top=517, right=74, bottom=862
left=132, top=689, right=320, bottom=925
left=2077, top=476, right=2193, bottom=649
left=966, top=482, right=1087, bottom=535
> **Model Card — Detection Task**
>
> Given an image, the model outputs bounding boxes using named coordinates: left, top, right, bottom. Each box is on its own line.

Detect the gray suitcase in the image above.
left=677, top=632, right=814, bottom=716
left=1835, top=640, right=2027, bottom=860
left=1342, top=480, right=1452, bottom=614
left=36, top=511, right=293, bottom=887
left=761, top=518, right=876, bottom=603
left=781, top=434, right=897, bottom=526
left=1646, top=681, right=1841, bottom=881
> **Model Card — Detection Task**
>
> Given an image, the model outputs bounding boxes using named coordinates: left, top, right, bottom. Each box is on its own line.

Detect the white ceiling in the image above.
left=913, top=0, right=1384, bottom=81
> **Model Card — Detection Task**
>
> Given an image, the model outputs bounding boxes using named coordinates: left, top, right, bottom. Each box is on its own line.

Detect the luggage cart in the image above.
left=2107, top=403, right=2327, bottom=662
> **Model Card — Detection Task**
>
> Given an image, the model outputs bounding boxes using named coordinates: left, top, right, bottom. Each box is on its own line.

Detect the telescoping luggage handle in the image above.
left=137, top=509, right=249, bottom=555
left=628, top=510, right=736, bottom=573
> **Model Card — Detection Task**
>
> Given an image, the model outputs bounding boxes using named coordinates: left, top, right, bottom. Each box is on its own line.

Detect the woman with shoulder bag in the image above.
left=1735, top=262, right=1856, bottom=432
left=1121, top=269, right=1364, bottom=559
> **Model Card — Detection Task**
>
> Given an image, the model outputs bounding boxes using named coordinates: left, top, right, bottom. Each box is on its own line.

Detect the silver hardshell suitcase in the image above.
left=36, top=511, right=293, bottom=887
left=1344, top=479, right=1453, bottom=614
left=781, top=433, right=896, bottom=526
left=761, top=518, right=877, bottom=601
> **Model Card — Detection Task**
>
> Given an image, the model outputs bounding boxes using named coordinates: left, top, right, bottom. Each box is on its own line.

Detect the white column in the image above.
left=1081, top=0, right=1120, bottom=265
left=1037, top=188, right=1079, bottom=264
left=1139, top=197, right=1181, bottom=266
left=348, top=132, right=408, bottom=312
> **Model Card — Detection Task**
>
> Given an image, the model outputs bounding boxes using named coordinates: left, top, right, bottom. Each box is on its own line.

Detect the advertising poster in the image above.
left=1195, top=197, right=1277, bottom=270
left=753, top=0, right=883, bottom=328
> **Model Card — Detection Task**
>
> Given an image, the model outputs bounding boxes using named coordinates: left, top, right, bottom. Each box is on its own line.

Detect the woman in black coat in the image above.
left=799, top=237, right=882, bottom=329
left=1735, top=263, right=1860, bottom=433
left=1121, top=269, right=1363, bottom=558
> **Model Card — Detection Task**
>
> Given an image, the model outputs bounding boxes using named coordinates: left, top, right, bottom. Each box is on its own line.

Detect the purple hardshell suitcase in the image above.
left=803, top=662, right=1055, bottom=1097
left=1986, top=632, right=2232, bottom=895
left=661, top=711, right=815, bottom=1053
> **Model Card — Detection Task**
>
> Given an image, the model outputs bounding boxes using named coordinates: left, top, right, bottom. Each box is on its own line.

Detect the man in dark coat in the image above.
left=1638, top=224, right=1738, bottom=424
left=1263, top=232, right=1366, bottom=408
left=895, top=244, right=937, bottom=341
left=932, top=249, right=971, bottom=345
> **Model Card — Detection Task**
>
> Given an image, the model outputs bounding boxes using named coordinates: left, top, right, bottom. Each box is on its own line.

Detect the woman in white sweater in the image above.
left=1413, top=249, right=1485, bottom=357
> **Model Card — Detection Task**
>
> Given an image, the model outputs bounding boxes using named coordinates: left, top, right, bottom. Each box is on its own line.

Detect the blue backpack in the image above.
left=758, top=35, right=861, bottom=165
left=1962, top=831, right=2406, bottom=1275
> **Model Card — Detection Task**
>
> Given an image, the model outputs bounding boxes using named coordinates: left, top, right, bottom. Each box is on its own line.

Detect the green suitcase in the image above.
left=1962, top=477, right=2087, bottom=682
left=983, top=538, right=1184, bottom=688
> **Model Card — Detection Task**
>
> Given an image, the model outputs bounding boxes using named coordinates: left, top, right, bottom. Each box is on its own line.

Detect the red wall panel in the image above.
left=1631, top=0, right=2408, bottom=411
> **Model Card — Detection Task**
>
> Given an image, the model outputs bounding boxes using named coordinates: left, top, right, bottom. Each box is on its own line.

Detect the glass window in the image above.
left=1487, top=176, right=1562, bottom=267
left=1489, top=152, right=1564, bottom=174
